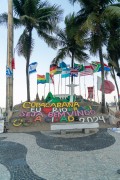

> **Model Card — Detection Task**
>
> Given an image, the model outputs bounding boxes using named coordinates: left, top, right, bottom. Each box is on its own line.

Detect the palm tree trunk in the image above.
left=99, top=46, right=105, bottom=113
left=26, top=28, right=32, bottom=102
left=112, top=66, right=120, bottom=110
left=26, top=60, right=30, bottom=101
left=70, top=52, right=75, bottom=102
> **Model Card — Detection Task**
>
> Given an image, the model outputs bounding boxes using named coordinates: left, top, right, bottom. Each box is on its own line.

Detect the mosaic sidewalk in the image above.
left=0, top=129, right=120, bottom=180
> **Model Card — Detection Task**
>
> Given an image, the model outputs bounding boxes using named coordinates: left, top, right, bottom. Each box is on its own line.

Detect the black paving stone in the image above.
left=0, top=137, right=7, bottom=141
left=28, top=129, right=115, bottom=151
left=0, top=140, right=46, bottom=180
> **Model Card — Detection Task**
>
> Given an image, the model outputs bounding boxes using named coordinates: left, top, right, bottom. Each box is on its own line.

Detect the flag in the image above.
left=91, top=61, right=101, bottom=72
left=104, top=63, right=111, bottom=72
left=54, top=66, right=62, bottom=75
left=12, top=58, right=15, bottom=69
left=70, top=68, right=78, bottom=77
left=6, top=66, right=13, bottom=77
left=29, top=62, right=38, bottom=74
left=92, top=61, right=110, bottom=72
left=80, top=62, right=94, bottom=76
left=74, top=63, right=84, bottom=72
left=46, top=73, right=52, bottom=83
left=61, top=67, right=70, bottom=78
left=50, top=74, right=54, bottom=84
left=103, top=80, right=115, bottom=93
left=12, top=48, right=15, bottom=69
left=97, top=76, right=115, bottom=94
left=50, top=64, right=57, bottom=74
left=37, top=74, right=46, bottom=84
left=88, top=87, right=94, bottom=99
left=59, top=61, right=67, bottom=68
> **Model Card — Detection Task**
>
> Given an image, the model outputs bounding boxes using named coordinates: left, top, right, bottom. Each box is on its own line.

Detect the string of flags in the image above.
left=6, top=60, right=111, bottom=78
left=28, top=61, right=111, bottom=83
left=5, top=58, right=115, bottom=98
left=5, top=50, right=112, bottom=99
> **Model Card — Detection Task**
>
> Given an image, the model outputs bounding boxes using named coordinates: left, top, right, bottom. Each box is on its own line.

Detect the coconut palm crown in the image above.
left=52, top=13, right=88, bottom=68
left=0, top=0, right=63, bottom=101
left=68, top=0, right=120, bottom=113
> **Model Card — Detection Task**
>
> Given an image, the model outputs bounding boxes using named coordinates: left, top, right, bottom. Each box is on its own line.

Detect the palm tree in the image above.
left=104, top=55, right=120, bottom=109
left=106, top=17, right=120, bottom=74
left=109, top=63, right=120, bottom=109
left=68, top=0, right=120, bottom=113
left=0, top=0, right=63, bottom=101
left=105, top=16, right=120, bottom=109
left=52, top=13, right=88, bottom=84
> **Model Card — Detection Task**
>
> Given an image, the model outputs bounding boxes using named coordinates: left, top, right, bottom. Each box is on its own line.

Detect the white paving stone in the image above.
left=0, top=164, right=10, bottom=180
left=0, top=131, right=120, bottom=180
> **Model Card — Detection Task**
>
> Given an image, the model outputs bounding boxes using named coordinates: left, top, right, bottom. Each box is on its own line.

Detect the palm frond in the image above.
left=16, top=29, right=34, bottom=60
left=52, top=48, right=68, bottom=64
left=13, top=0, right=25, bottom=16
left=37, top=30, right=58, bottom=49
left=0, top=13, right=8, bottom=26
left=103, top=5, right=120, bottom=19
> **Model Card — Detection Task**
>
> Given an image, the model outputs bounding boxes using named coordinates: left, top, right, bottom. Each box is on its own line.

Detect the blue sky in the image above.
left=0, top=0, right=119, bottom=108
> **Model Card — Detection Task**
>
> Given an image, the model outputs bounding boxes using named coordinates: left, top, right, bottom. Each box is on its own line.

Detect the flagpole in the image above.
left=61, top=76, right=62, bottom=95
left=79, top=73, right=81, bottom=95
left=37, top=84, right=38, bottom=94
left=84, top=76, right=86, bottom=99
left=54, top=83, right=55, bottom=95
left=93, top=73, right=95, bottom=101
left=74, top=76, right=75, bottom=95
left=49, top=82, right=50, bottom=92
left=58, top=74, right=60, bottom=95
left=65, top=78, right=66, bottom=95
left=44, top=83, right=46, bottom=98
left=6, top=0, right=13, bottom=121
left=48, top=72, right=50, bottom=93
left=97, top=90, right=99, bottom=103
left=69, top=76, right=70, bottom=94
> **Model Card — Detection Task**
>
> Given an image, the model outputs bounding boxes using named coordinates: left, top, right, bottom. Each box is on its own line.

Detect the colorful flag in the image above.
left=12, top=48, right=15, bottom=69
left=104, top=64, right=111, bottom=72
left=91, top=61, right=101, bottom=72
left=80, top=62, right=94, bottom=76
left=50, top=64, right=57, bottom=74
left=97, top=76, right=115, bottom=94
left=12, top=58, right=15, bottom=69
left=54, top=66, right=62, bottom=75
left=92, top=61, right=110, bottom=72
left=46, top=73, right=52, bottom=83
left=70, top=68, right=78, bottom=77
left=37, top=74, right=46, bottom=84
left=29, top=62, right=38, bottom=74
left=74, top=63, right=84, bottom=72
left=61, top=67, right=70, bottom=78
left=59, top=61, right=67, bottom=68
left=88, top=87, right=94, bottom=99
left=6, top=66, right=13, bottom=77
left=103, top=80, right=115, bottom=94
